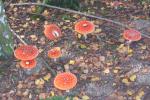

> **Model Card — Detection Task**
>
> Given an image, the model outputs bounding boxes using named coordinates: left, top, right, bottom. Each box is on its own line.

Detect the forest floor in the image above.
left=0, top=0, right=150, bottom=100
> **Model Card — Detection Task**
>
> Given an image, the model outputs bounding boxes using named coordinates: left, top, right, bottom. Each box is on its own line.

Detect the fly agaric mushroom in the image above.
left=54, top=72, right=77, bottom=91
left=48, top=47, right=62, bottom=61
left=44, top=24, right=62, bottom=41
left=123, top=29, right=141, bottom=42
left=14, top=45, right=39, bottom=60
left=20, top=59, right=37, bottom=69
left=75, top=20, right=95, bottom=39
left=123, top=29, right=141, bottom=53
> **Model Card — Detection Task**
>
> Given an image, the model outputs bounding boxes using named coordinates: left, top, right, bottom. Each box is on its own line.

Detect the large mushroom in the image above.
left=75, top=20, right=95, bottom=39
left=14, top=45, right=39, bottom=69
left=54, top=72, right=77, bottom=91
left=14, top=45, right=39, bottom=61
left=44, top=24, right=62, bottom=41
left=48, top=47, right=62, bottom=62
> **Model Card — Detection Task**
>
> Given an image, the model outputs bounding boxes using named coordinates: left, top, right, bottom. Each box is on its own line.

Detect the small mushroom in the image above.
left=123, top=29, right=141, bottom=52
left=44, top=24, right=62, bottom=41
left=20, top=59, right=37, bottom=69
left=14, top=45, right=39, bottom=60
left=123, top=29, right=141, bottom=42
left=75, top=20, right=95, bottom=39
left=54, top=72, right=77, bottom=91
left=48, top=47, right=62, bottom=62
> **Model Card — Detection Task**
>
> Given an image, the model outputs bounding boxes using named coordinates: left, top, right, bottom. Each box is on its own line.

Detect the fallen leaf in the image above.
left=80, top=44, right=87, bottom=49
left=82, top=95, right=90, bottom=100
left=35, top=78, right=45, bottom=86
left=113, top=69, right=119, bottom=74
left=127, top=90, right=134, bottom=96
left=69, top=60, right=75, bottom=65
left=129, top=74, right=137, bottom=82
left=91, top=76, right=100, bottom=81
left=95, top=29, right=102, bottom=33
left=141, top=45, right=147, bottom=50
left=103, top=68, right=110, bottom=74
left=50, top=91, right=55, bottom=97
left=122, top=78, right=130, bottom=85
left=43, top=73, right=51, bottom=81
left=73, top=96, right=79, bottom=100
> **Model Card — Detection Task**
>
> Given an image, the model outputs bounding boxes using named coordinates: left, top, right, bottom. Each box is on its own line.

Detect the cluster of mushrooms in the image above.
left=14, top=20, right=142, bottom=91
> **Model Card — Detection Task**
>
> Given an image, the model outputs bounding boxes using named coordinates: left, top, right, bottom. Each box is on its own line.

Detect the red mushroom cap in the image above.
left=123, top=29, right=141, bottom=41
left=75, top=20, right=95, bottom=35
left=44, top=24, right=62, bottom=40
left=14, top=45, right=39, bottom=60
left=48, top=47, right=62, bottom=59
left=54, top=72, right=77, bottom=90
left=20, top=59, right=37, bottom=69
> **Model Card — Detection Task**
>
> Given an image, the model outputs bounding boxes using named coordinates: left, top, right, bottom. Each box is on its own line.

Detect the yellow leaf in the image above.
left=135, top=96, right=141, bottom=100
left=63, top=26, right=68, bottom=30
left=113, top=69, right=118, bottom=74
left=95, top=29, right=102, bottom=33
left=129, top=74, right=136, bottom=82
left=69, top=60, right=75, bottom=65
left=50, top=91, right=55, bottom=97
left=82, top=95, right=90, bottom=100
left=122, top=78, right=130, bottom=85
left=73, top=97, right=79, bottom=100
left=118, top=44, right=124, bottom=49
left=43, top=73, right=51, bottom=81
left=35, top=78, right=45, bottom=86
left=80, top=44, right=87, bottom=49
left=139, top=91, right=144, bottom=97
left=127, top=90, right=133, bottom=96
left=91, top=76, right=100, bottom=81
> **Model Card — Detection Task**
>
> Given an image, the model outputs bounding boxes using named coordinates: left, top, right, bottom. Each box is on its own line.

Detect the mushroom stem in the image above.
left=83, top=34, right=87, bottom=40
left=126, top=40, right=132, bottom=54
left=66, top=90, right=70, bottom=92
left=54, top=58, right=57, bottom=62
left=125, top=40, right=132, bottom=46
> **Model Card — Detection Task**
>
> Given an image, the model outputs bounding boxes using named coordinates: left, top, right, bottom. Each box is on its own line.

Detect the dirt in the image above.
left=0, top=0, right=150, bottom=100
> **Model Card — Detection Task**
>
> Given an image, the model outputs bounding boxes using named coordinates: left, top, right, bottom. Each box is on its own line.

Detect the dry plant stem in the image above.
left=41, top=57, right=57, bottom=76
left=9, top=26, right=27, bottom=45
left=11, top=3, right=150, bottom=39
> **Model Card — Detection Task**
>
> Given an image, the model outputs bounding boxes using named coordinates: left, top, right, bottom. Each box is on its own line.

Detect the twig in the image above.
left=11, top=3, right=129, bottom=28
left=9, top=26, right=27, bottom=45
left=40, top=57, right=57, bottom=76
left=11, top=3, right=150, bottom=39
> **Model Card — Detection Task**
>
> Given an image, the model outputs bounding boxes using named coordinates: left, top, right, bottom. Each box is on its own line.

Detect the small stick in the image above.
left=9, top=26, right=27, bottom=45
